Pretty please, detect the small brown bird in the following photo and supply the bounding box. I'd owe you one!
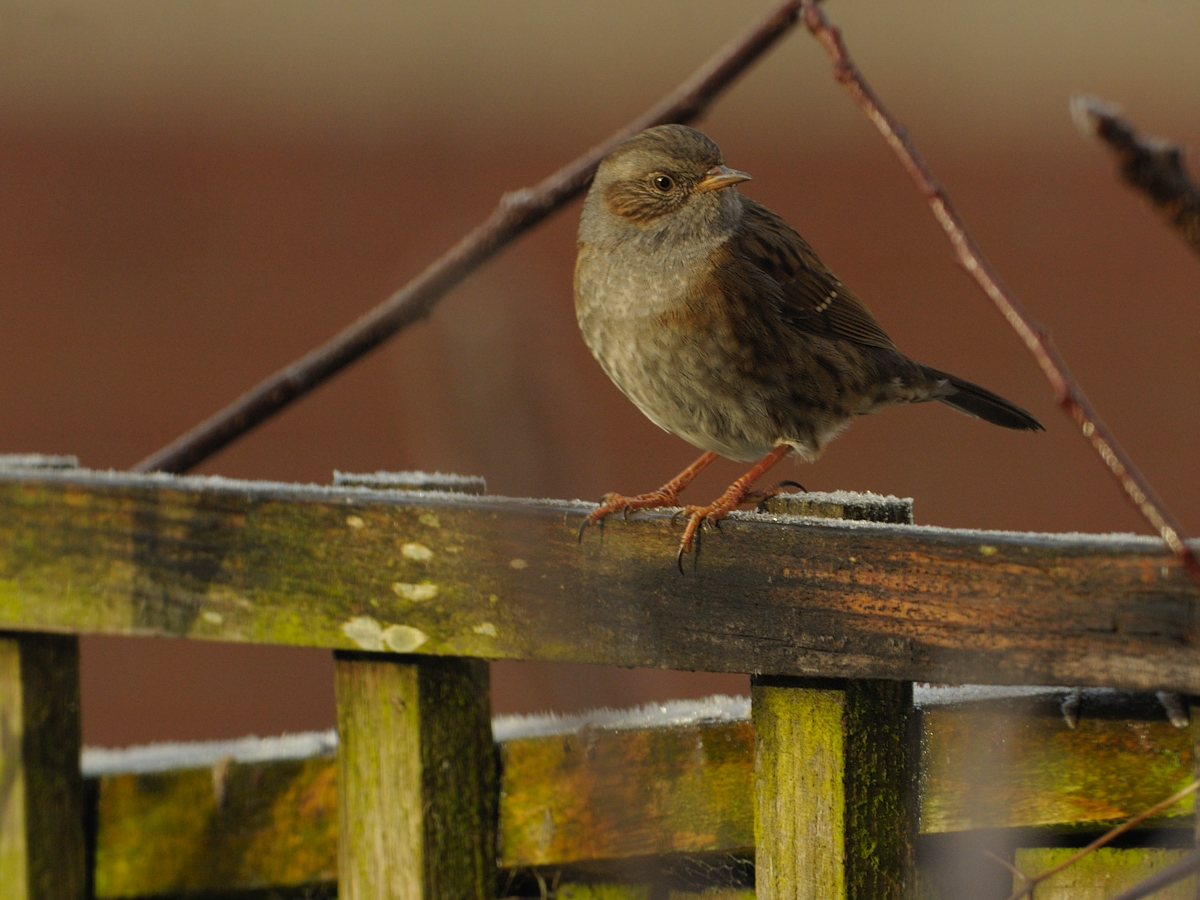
[575,124,1041,568]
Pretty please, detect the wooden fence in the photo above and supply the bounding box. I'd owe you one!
[0,455,1196,899]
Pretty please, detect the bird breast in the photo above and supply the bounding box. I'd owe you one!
[574,235,783,462]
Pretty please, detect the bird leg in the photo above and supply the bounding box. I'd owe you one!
[676,444,792,570]
[578,451,720,540]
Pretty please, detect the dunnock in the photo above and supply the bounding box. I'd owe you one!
[575,124,1041,568]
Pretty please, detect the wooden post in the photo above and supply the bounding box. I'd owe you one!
[753,678,915,900]
[335,654,496,900]
[334,468,495,900]
[753,492,918,900]
[0,634,86,900]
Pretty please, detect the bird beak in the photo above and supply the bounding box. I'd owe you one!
[695,165,752,193]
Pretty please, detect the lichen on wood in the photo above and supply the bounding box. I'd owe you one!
[0,634,85,900]
[87,697,1194,896]
[752,679,915,900]
[0,470,1196,691]
[1012,848,1195,900]
[335,654,495,900]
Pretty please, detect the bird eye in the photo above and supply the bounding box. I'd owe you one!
[651,174,675,192]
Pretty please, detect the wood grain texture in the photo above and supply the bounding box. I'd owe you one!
[841,681,917,900]
[88,702,1192,896]
[499,717,754,865]
[921,707,1193,833]
[0,634,85,900]
[0,470,1197,690]
[93,757,337,897]
[753,684,845,900]
[558,886,753,900]
[1012,848,1195,900]
[752,680,915,900]
[335,654,495,900]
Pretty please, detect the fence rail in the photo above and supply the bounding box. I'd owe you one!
[0,467,1195,691]
[0,459,1196,899]
[89,690,1194,898]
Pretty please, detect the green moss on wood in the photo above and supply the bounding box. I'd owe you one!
[0,472,1196,689]
[499,720,754,866]
[558,884,650,900]
[335,654,495,900]
[88,697,1196,896]
[94,757,337,897]
[1013,848,1194,899]
[843,681,917,900]
[752,684,846,900]
[0,634,85,900]
[920,709,1193,832]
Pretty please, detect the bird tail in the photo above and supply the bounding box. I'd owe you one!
[923,367,1044,432]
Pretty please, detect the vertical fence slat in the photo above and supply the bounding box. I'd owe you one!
[752,678,916,900]
[753,493,917,900]
[0,634,86,900]
[335,652,496,900]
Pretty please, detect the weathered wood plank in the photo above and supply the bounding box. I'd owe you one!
[90,697,1193,896]
[499,715,755,864]
[752,679,916,900]
[557,886,753,900]
[93,756,337,897]
[1012,848,1195,899]
[0,634,85,900]
[0,470,1196,690]
[335,654,495,900]
[921,704,1193,833]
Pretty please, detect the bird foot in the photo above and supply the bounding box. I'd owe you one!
[577,488,679,541]
[747,480,808,511]
[675,482,758,572]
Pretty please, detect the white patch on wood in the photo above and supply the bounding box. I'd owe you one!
[402,542,434,561]
[342,616,384,650]
[510,558,529,569]
[382,624,428,652]
[345,515,365,529]
[392,582,438,601]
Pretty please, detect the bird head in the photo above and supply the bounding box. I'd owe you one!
[582,125,751,243]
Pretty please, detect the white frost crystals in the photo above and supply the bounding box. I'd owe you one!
[341,616,429,653]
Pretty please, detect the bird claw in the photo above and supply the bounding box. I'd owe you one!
[577,513,603,543]
[579,489,681,543]
[676,516,703,574]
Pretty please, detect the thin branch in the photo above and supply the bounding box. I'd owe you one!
[1071,95,1200,257]
[983,849,1032,888]
[1002,780,1200,900]
[799,0,1200,592]
[1103,850,1200,900]
[132,0,803,475]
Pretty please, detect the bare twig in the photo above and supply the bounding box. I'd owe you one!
[983,849,1032,889]
[1072,95,1200,257]
[1104,850,1200,900]
[132,0,803,475]
[1002,780,1200,900]
[799,0,1200,591]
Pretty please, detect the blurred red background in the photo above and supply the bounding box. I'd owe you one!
[1,0,1197,746]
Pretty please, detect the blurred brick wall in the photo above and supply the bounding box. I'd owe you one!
[0,1,1197,745]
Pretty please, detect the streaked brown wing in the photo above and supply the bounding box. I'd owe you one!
[731,197,897,351]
